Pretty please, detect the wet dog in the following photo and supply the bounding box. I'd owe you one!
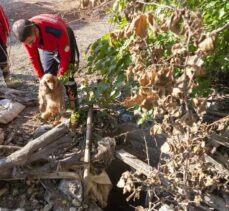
[39,74,65,120]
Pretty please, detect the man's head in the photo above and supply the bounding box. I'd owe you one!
[12,19,37,46]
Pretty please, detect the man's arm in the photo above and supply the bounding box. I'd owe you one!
[24,44,44,78]
[0,6,10,35]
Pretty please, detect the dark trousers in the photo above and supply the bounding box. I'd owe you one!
[0,37,9,82]
[0,38,7,66]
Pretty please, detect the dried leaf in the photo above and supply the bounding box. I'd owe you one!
[127,15,148,39]
[151,124,163,135]
[139,73,149,86]
[135,15,148,39]
[123,94,145,107]
[192,98,207,117]
[169,10,183,35]
[126,65,134,80]
[172,43,186,55]
[198,34,216,53]
[186,55,204,67]
[147,13,157,32]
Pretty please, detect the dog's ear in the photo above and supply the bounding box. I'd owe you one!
[44,80,51,91]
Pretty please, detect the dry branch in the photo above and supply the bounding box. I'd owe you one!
[1,171,80,181]
[83,107,93,196]
[212,23,229,35]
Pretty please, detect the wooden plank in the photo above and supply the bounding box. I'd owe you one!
[115,149,153,176]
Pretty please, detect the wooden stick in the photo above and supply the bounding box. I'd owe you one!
[83,107,93,187]
[0,145,21,151]
[1,171,80,181]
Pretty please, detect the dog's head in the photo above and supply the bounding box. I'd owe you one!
[41,74,58,91]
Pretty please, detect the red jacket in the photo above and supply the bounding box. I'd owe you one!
[24,14,71,78]
[0,6,10,46]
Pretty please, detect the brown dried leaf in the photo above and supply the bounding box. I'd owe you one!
[198,34,216,53]
[126,65,134,81]
[186,55,204,67]
[147,13,156,32]
[127,15,148,39]
[151,124,163,135]
[123,94,145,107]
[192,98,207,117]
[139,73,149,86]
[135,15,148,39]
[124,23,134,38]
[172,88,183,98]
[169,10,183,35]
[195,67,206,77]
[171,43,186,55]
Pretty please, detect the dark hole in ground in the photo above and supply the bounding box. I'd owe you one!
[104,159,146,211]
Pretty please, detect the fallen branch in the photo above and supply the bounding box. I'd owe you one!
[83,107,93,198]
[1,171,80,181]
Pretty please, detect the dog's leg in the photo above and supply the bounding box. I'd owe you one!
[41,110,51,121]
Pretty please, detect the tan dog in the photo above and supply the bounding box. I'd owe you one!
[39,74,65,120]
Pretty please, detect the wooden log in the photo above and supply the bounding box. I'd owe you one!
[0,120,69,176]
[29,134,73,163]
[83,107,93,193]
[115,149,153,176]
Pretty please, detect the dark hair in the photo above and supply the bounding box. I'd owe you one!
[12,19,35,42]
